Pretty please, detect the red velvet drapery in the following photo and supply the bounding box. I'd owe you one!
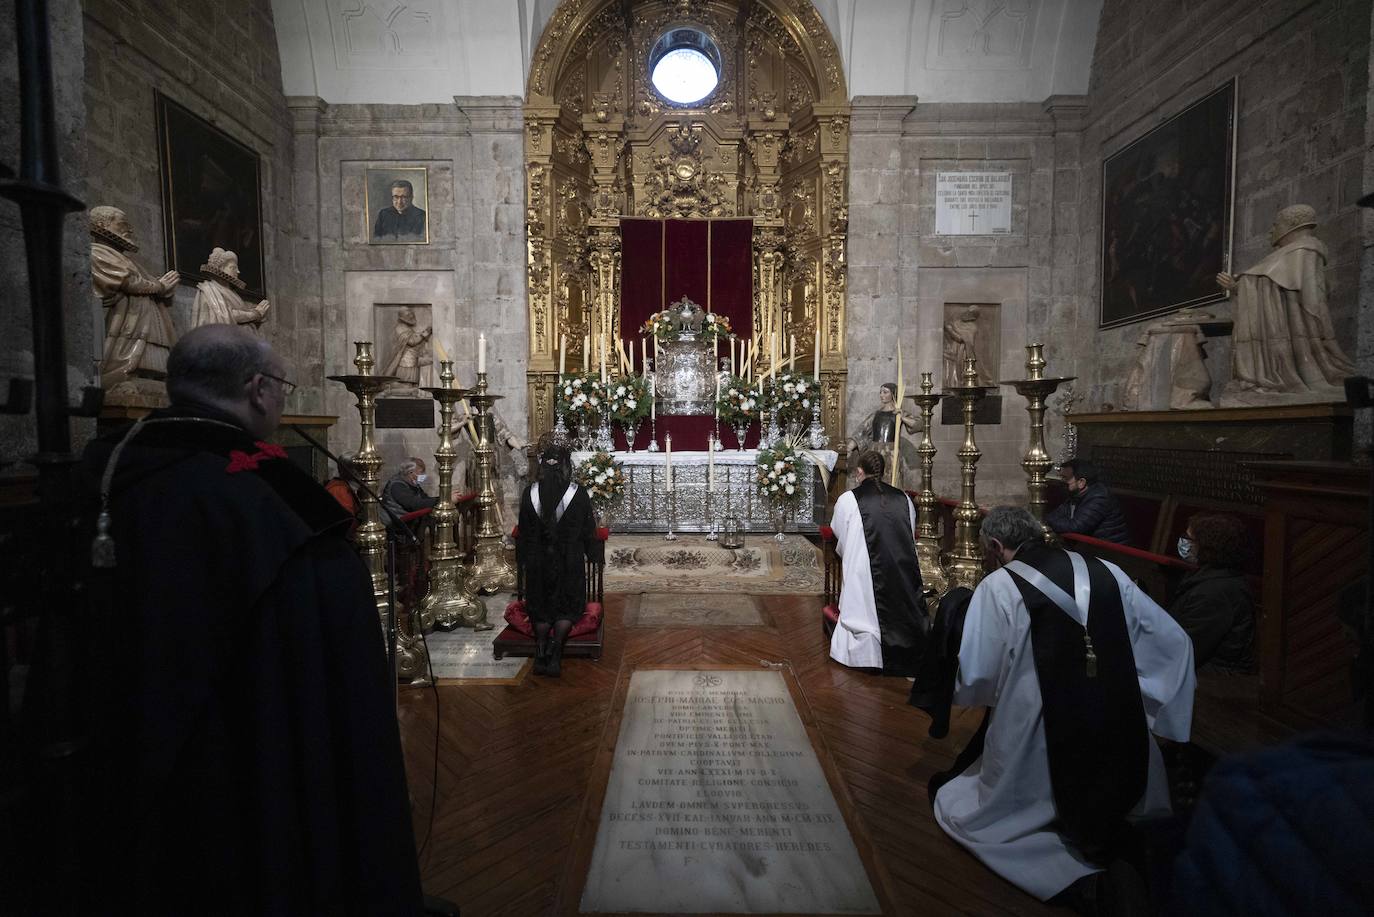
[619,218,753,450]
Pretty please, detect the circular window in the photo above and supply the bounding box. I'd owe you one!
[648,28,721,106]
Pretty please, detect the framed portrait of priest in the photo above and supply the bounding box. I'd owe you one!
[1099,78,1236,328]
[367,167,430,244]
[155,91,266,300]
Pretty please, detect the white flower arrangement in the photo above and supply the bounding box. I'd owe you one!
[605,373,651,426]
[576,450,626,510]
[755,442,804,507]
[766,371,819,426]
[717,374,763,426]
[555,372,605,427]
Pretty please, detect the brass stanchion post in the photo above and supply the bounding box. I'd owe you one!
[467,371,517,594]
[907,372,949,594]
[420,360,488,630]
[946,358,993,591]
[329,342,429,680]
[1001,343,1074,522]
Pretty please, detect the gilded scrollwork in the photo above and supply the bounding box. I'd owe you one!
[525,0,850,441]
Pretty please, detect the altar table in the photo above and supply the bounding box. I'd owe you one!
[574,449,838,533]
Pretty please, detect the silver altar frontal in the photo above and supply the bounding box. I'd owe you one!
[574,449,838,533]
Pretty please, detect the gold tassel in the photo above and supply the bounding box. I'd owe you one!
[1084,632,1097,678]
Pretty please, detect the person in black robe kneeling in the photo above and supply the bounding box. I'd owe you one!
[517,443,597,676]
[828,449,928,675]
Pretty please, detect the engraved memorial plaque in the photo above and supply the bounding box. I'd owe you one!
[580,669,880,914]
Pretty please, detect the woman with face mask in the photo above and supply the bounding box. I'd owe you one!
[1166,513,1255,671]
[380,456,441,525]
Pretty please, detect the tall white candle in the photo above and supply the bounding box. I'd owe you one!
[478,333,487,374]
[730,338,736,377]
[583,334,590,373]
[790,334,797,368]
[813,325,820,379]
[708,436,715,491]
[559,333,566,375]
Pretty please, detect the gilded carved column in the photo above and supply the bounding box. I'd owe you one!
[816,105,850,444]
[525,103,559,435]
[583,107,626,345]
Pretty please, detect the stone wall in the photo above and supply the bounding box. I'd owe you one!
[0,0,92,474]
[846,97,1086,503]
[1074,0,1371,412]
[297,97,527,487]
[81,0,313,402]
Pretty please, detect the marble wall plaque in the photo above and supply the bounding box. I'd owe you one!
[935,171,1012,235]
[580,670,880,914]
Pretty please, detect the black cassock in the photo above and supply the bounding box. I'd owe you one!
[516,481,598,622]
[854,477,927,675]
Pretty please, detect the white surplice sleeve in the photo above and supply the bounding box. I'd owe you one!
[952,571,1019,708]
[1107,563,1196,742]
[831,489,855,558]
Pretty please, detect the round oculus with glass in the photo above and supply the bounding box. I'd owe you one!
[649,28,721,106]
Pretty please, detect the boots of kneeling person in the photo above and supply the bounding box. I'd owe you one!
[546,637,565,678]
[533,634,550,676]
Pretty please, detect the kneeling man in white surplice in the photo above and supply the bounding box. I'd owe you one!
[829,449,927,676]
[932,506,1195,912]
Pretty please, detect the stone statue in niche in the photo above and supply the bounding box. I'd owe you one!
[91,206,179,402]
[1122,311,1215,411]
[191,247,270,332]
[382,307,432,393]
[942,305,995,389]
[1215,204,1356,405]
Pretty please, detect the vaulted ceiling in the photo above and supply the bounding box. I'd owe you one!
[271,0,1103,104]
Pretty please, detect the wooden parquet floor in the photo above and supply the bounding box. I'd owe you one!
[398,593,1061,917]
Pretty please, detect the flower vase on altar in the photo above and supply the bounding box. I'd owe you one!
[733,423,749,451]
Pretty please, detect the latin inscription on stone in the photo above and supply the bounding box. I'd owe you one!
[580,670,880,914]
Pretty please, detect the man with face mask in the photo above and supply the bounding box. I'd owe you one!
[515,442,597,676]
[381,456,438,523]
[1044,458,1130,545]
[931,506,1194,915]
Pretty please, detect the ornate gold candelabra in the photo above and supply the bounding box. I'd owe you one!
[419,361,489,630]
[946,358,994,591]
[907,373,949,594]
[467,371,517,594]
[328,342,429,681]
[1001,343,1075,521]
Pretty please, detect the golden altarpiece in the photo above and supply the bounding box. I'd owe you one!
[522,0,851,441]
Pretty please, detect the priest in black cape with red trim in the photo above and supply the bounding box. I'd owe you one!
[828,449,928,675]
[77,325,424,916]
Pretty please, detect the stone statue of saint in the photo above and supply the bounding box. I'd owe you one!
[943,306,991,388]
[382,308,432,389]
[191,247,270,332]
[91,205,179,390]
[1216,204,1355,404]
[845,382,918,479]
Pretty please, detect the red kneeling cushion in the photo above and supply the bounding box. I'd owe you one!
[503,599,602,639]
[822,604,840,626]
[818,524,835,542]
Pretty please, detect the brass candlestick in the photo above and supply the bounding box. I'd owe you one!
[419,361,488,630]
[328,342,429,681]
[1001,343,1074,521]
[946,358,993,591]
[907,373,948,594]
[467,371,517,594]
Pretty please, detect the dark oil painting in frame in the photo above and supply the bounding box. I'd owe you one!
[1100,79,1236,328]
[155,91,266,301]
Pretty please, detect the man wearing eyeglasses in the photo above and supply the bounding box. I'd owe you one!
[79,324,425,914]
